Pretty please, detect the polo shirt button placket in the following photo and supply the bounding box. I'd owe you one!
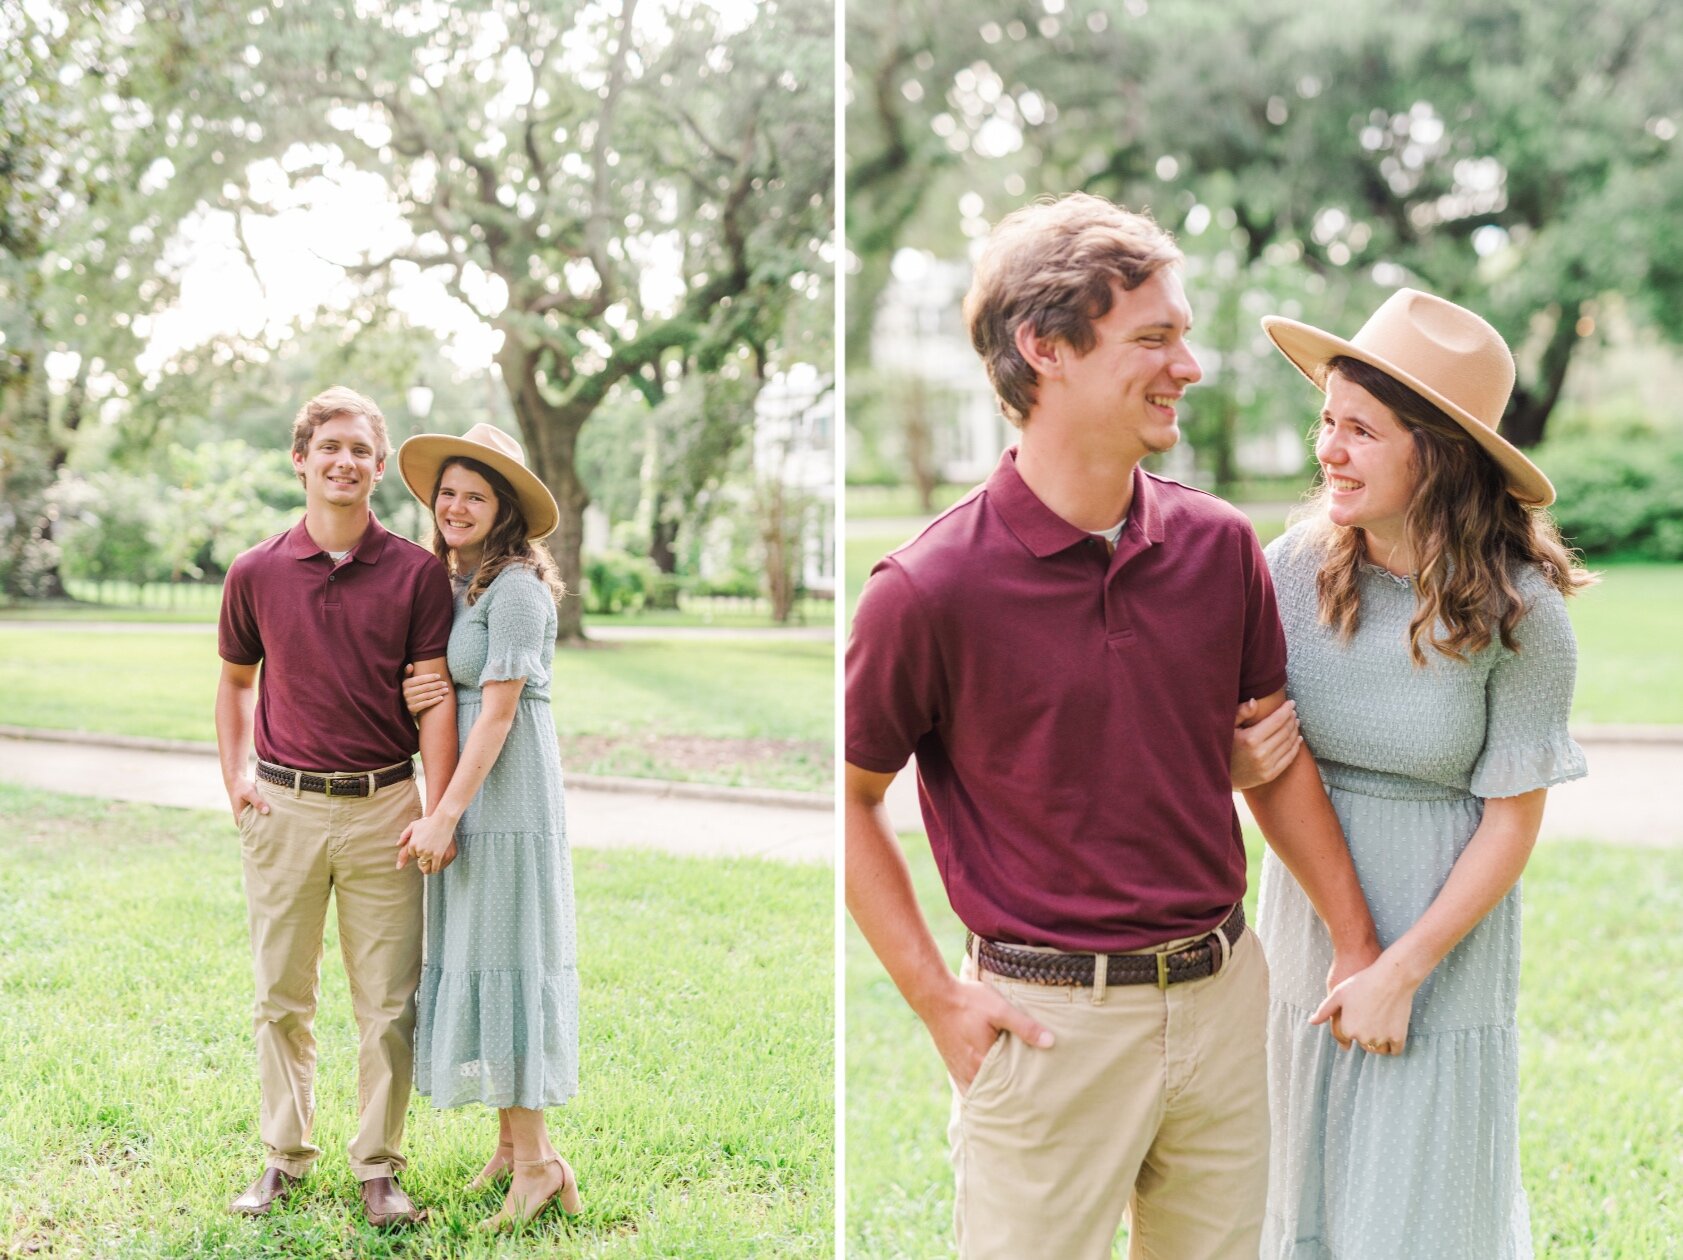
[1104,573,1135,648]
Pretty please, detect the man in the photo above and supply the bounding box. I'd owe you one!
[216,386,458,1226]
[845,195,1380,1259]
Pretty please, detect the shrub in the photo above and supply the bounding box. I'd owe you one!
[689,569,762,599]
[582,549,660,613]
[1537,434,1683,560]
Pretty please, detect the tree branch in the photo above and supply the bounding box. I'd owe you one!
[585,0,640,295]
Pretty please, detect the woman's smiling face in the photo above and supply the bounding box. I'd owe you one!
[1315,371,1420,547]
[433,463,499,560]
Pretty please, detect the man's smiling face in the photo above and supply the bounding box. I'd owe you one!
[1048,268,1203,461]
[293,412,383,510]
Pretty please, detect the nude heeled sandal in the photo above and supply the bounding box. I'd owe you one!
[467,1142,514,1191]
[478,1155,581,1230]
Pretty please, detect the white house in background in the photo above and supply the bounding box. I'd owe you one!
[867,250,1010,486]
[752,363,836,596]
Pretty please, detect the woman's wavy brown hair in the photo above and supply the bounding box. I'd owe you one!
[428,456,565,609]
[1299,356,1594,665]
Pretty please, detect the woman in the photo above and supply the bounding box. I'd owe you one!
[394,422,582,1229]
[1254,289,1592,1258]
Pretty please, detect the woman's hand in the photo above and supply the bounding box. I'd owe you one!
[402,662,453,719]
[396,811,458,875]
[1311,951,1420,1056]
[1230,697,1302,790]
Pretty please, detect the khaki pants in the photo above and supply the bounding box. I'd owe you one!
[238,776,423,1181]
[949,927,1270,1260]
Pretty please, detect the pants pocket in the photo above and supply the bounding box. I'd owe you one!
[962,1029,1016,1106]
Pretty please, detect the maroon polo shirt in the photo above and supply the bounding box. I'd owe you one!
[846,448,1287,953]
[218,513,455,771]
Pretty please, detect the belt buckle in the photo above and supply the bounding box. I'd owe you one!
[326,773,364,797]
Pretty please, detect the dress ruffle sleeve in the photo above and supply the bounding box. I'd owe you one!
[1468,580,1588,798]
[477,568,555,689]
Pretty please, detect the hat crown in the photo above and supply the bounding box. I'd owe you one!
[1349,289,1514,433]
[457,422,528,468]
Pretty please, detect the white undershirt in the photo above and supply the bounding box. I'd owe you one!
[1091,515,1128,548]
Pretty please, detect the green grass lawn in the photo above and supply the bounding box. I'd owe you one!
[0,589,834,632]
[843,484,973,521]
[0,631,832,793]
[1563,562,1683,726]
[846,526,1683,727]
[846,830,1683,1258]
[0,785,831,1259]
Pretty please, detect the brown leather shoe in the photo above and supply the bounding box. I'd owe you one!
[360,1175,424,1228]
[230,1167,298,1216]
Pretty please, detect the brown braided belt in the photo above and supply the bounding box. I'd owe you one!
[970,905,1246,989]
[256,759,414,798]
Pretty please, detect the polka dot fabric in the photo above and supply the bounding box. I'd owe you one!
[1258,523,1585,1259]
[413,566,579,1110]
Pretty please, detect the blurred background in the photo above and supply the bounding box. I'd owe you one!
[846,0,1683,587]
[3,0,835,641]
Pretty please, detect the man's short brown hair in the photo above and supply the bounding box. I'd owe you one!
[290,386,391,473]
[963,193,1182,426]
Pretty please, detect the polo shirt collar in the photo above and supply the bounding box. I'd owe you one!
[285,512,392,564]
[989,447,1166,558]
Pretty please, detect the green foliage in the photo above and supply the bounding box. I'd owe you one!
[4,0,834,636]
[581,550,663,615]
[1,2,220,594]
[847,0,1683,461]
[52,441,301,584]
[690,570,764,600]
[50,468,169,584]
[1539,434,1683,559]
[152,0,836,636]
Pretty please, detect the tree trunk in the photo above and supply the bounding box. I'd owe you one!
[544,458,589,640]
[846,246,894,371]
[1207,277,1240,492]
[1212,390,1238,492]
[34,357,91,600]
[903,375,938,513]
[649,508,679,575]
[766,516,796,624]
[498,342,591,641]
[1502,299,1582,450]
[646,498,681,611]
[0,343,74,600]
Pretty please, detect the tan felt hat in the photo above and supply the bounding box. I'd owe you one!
[398,422,560,540]
[1261,288,1553,506]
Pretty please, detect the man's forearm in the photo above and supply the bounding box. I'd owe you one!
[214,679,256,788]
[845,794,957,1018]
[1243,748,1378,953]
[416,695,458,815]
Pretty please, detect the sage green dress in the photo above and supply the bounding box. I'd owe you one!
[414,565,579,1109]
[1258,523,1585,1259]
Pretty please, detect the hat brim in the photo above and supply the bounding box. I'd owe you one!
[1260,315,1555,508]
[397,434,561,541]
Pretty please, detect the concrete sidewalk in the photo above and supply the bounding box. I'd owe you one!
[882,733,1683,848]
[0,734,834,865]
